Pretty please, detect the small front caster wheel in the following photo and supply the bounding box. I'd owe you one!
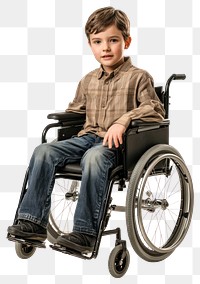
[15,242,36,259]
[108,245,130,278]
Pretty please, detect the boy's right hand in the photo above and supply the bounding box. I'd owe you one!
[103,124,126,149]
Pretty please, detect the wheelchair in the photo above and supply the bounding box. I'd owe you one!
[7,74,194,278]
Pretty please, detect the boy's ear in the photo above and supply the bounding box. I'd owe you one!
[125,36,132,49]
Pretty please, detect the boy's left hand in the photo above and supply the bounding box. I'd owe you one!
[103,124,126,149]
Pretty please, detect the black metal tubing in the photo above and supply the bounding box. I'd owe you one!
[164,74,186,119]
[102,227,121,239]
[41,122,62,143]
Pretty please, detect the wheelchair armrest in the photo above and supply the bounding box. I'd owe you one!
[42,112,86,143]
[47,111,86,126]
[129,119,170,132]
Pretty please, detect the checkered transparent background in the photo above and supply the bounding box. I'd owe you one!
[0,0,199,283]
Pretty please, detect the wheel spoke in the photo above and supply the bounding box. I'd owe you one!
[48,178,80,239]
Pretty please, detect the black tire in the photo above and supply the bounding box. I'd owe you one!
[15,242,36,259]
[126,144,193,262]
[47,177,80,243]
[108,245,130,278]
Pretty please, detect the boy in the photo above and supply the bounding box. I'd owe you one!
[8,7,165,253]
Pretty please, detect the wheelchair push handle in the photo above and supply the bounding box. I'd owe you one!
[166,73,186,89]
[166,73,186,88]
[164,73,186,119]
[165,73,186,91]
[173,74,186,80]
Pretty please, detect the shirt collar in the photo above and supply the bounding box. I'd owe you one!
[97,56,132,79]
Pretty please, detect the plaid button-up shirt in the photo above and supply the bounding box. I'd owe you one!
[67,57,165,138]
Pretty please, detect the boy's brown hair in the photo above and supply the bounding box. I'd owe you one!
[85,6,130,41]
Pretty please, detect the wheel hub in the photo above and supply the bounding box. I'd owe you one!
[65,191,79,202]
[141,191,169,212]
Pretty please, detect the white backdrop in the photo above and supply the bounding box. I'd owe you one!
[0,0,199,283]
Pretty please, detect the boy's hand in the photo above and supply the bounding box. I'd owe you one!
[103,124,126,149]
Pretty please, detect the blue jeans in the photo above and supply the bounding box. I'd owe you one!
[18,134,117,237]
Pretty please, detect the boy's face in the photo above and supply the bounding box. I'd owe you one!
[89,24,131,73]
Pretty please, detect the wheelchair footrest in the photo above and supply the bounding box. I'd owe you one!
[7,235,46,248]
[50,244,92,259]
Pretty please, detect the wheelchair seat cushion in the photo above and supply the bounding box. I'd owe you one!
[58,163,82,174]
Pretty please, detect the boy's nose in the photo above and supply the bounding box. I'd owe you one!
[102,43,111,51]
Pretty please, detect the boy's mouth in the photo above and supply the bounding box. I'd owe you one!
[101,55,113,59]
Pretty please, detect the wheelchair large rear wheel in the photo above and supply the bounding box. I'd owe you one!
[47,177,80,243]
[126,144,193,262]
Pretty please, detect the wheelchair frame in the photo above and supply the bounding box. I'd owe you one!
[7,74,194,278]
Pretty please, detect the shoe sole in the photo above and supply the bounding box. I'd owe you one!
[8,235,46,248]
[7,227,47,242]
[56,236,94,253]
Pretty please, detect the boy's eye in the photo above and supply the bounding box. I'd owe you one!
[110,38,118,43]
[93,40,101,44]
